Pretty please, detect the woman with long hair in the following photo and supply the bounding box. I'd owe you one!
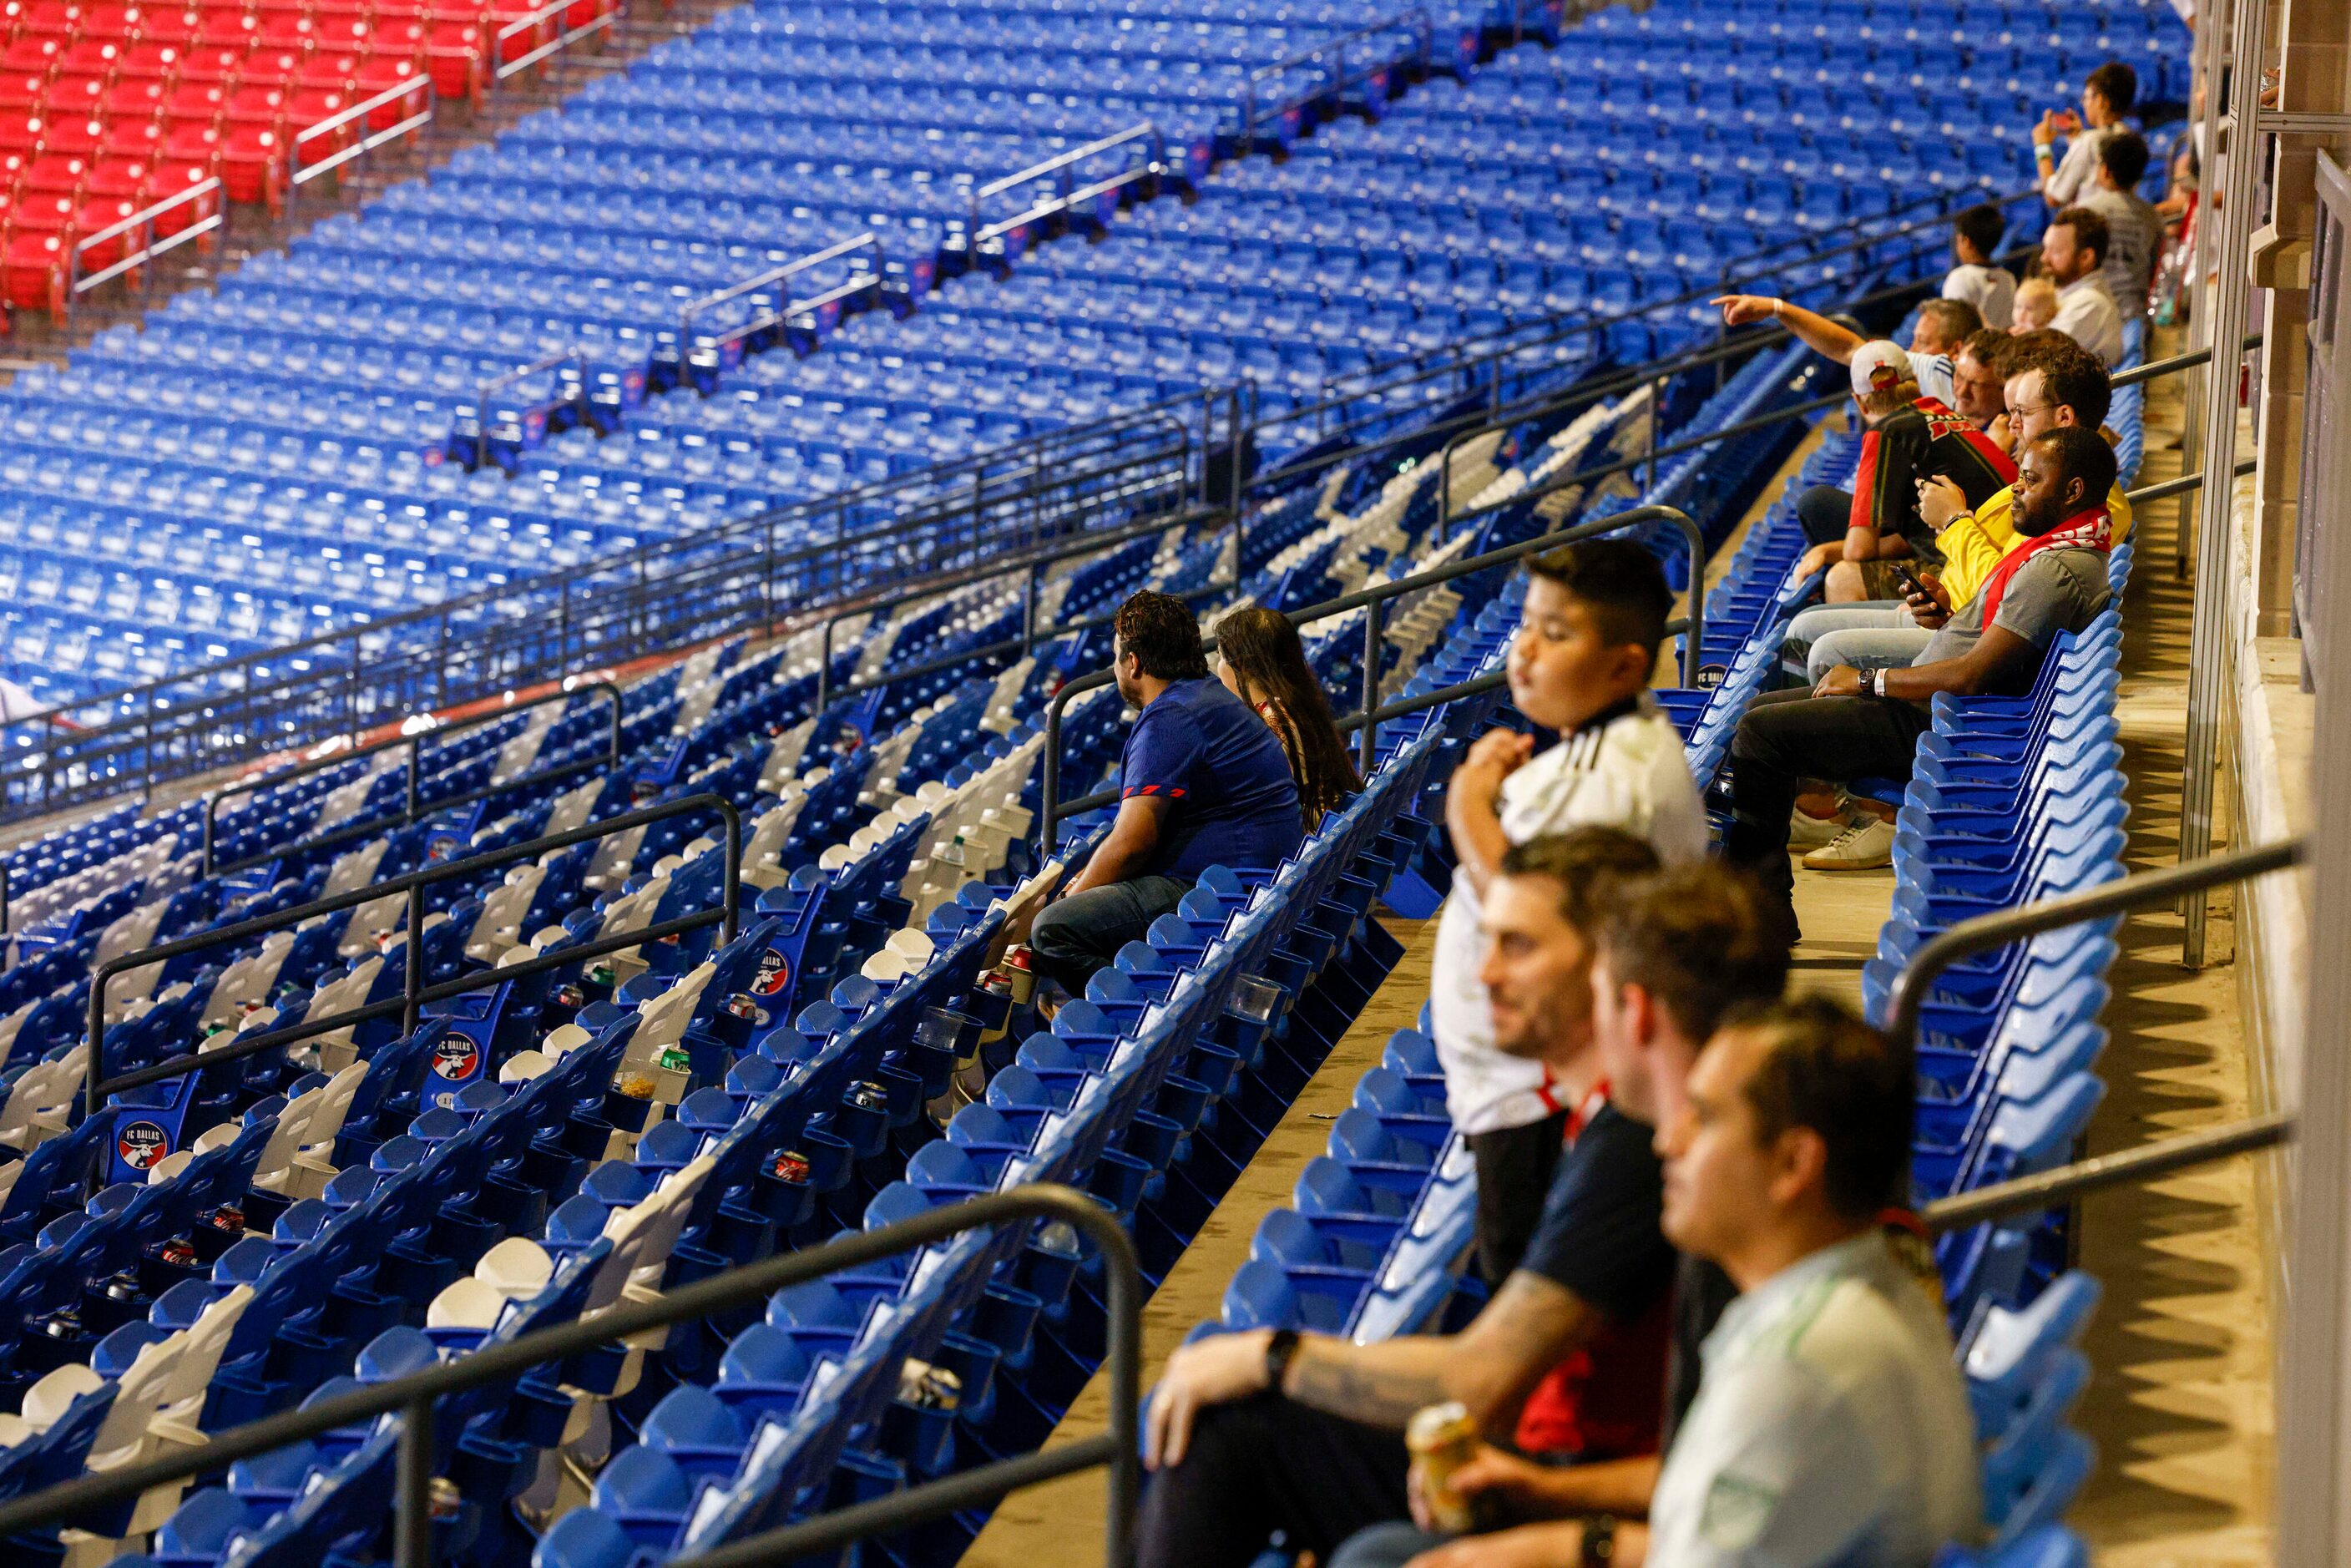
[1213,606,1363,824]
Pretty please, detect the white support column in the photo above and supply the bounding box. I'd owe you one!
[2276,144,2351,1568]
[2177,0,2272,965]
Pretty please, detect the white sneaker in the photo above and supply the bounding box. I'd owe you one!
[1802,817,1896,871]
[1789,805,1856,847]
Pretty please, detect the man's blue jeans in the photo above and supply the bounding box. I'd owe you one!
[1029,875,1193,991]
[1782,602,1934,683]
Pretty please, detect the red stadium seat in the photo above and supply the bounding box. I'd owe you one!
[49,73,109,116]
[256,9,312,48]
[353,51,427,123]
[0,113,47,152]
[295,48,358,89]
[103,110,166,157]
[12,190,78,232]
[191,9,257,49]
[243,43,302,82]
[84,154,150,200]
[147,146,215,233]
[164,78,225,128]
[21,1,88,39]
[0,37,63,74]
[217,119,281,208]
[73,190,143,269]
[422,18,478,99]
[43,116,109,155]
[485,0,545,65]
[114,42,186,79]
[0,71,51,109]
[6,229,74,322]
[176,43,248,83]
[58,38,128,78]
[21,151,90,195]
[104,73,168,118]
[222,79,283,129]
[79,3,147,38]
[286,81,346,145]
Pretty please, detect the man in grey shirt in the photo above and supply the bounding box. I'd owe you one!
[2080,131,2163,323]
[1724,426,2120,944]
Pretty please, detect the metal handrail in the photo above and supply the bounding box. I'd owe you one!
[968,122,1165,245]
[1037,503,1703,847]
[493,0,623,79]
[200,678,624,877]
[67,176,223,298]
[1237,6,1434,153]
[0,1185,1143,1568]
[678,231,884,372]
[1885,837,2306,1050]
[1919,1112,2294,1233]
[86,792,742,1117]
[469,349,587,470]
[812,502,1229,714]
[288,70,434,203]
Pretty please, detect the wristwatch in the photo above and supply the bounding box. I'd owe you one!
[1263,1328,1301,1394]
[1580,1515,1619,1568]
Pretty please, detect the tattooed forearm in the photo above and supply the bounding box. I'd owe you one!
[1282,1340,1451,1429]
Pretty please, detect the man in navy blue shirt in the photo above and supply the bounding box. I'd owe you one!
[1029,590,1304,993]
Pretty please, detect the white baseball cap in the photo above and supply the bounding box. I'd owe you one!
[1849,340,1914,397]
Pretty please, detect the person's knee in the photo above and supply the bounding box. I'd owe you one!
[1330,1523,1449,1568]
[1822,559,1867,603]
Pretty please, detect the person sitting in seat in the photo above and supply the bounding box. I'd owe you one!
[1213,605,1363,827]
[1940,203,2015,331]
[1434,541,1710,1284]
[1330,997,1976,1568]
[1723,424,2121,943]
[1028,589,1303,994]
[1135,837,1787,1568]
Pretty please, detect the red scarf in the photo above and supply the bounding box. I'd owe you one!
[1979,503,2112,628]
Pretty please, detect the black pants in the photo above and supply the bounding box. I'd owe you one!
[1137,1395,1411,1568]
[1797,483,1858,548]
[1467,1110,1573,1284]
[1725,687,1930,942]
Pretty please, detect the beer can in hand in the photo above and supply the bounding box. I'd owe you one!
[1406,1402,1482,1535]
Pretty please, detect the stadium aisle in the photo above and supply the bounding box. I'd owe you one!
[2064,350,2274,1565]
[957,917,1438,1568]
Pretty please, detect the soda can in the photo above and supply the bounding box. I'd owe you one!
[847,1080,888,1113]
[772,1150,811,1185]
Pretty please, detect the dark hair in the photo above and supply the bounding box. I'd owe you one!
[1995,327,2075,377]
[1958,326,2011,372]
[2050,204,2111,267]
[1916,298,1980,351]
[1596,862,1789,1044]
[1498,827,1661,936]
[1719,994,1912,1222]
[1523,539,1673,673]
[2098,129,2150,190]
[1114,589,1210,682]
[2027,424,2120,515]
[2085,60,2137,114]
[2015,335,2113,429]
[1214,606,1361,822]
[1952,203,2007,260]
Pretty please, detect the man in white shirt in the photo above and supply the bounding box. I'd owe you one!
[2041,207,2125,367]
[2035,60,2137,209]
[1436,540,1710,1282]
[1941,204,2015,330]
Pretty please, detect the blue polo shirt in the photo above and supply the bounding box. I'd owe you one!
[1120,677,1304,881]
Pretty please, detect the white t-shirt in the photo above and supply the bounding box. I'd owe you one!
[1650,1233,1980,1567]
[1429,696,1710,1136]
[2044,127,2113,209]
[2051,274,2125,367]
[1941,263,2016,330]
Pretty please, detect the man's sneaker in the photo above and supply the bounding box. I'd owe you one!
[1802,817,1896,871]
[1789,805,1857,847]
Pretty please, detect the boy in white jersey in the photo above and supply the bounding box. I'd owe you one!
[1437,540,1711,1282]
